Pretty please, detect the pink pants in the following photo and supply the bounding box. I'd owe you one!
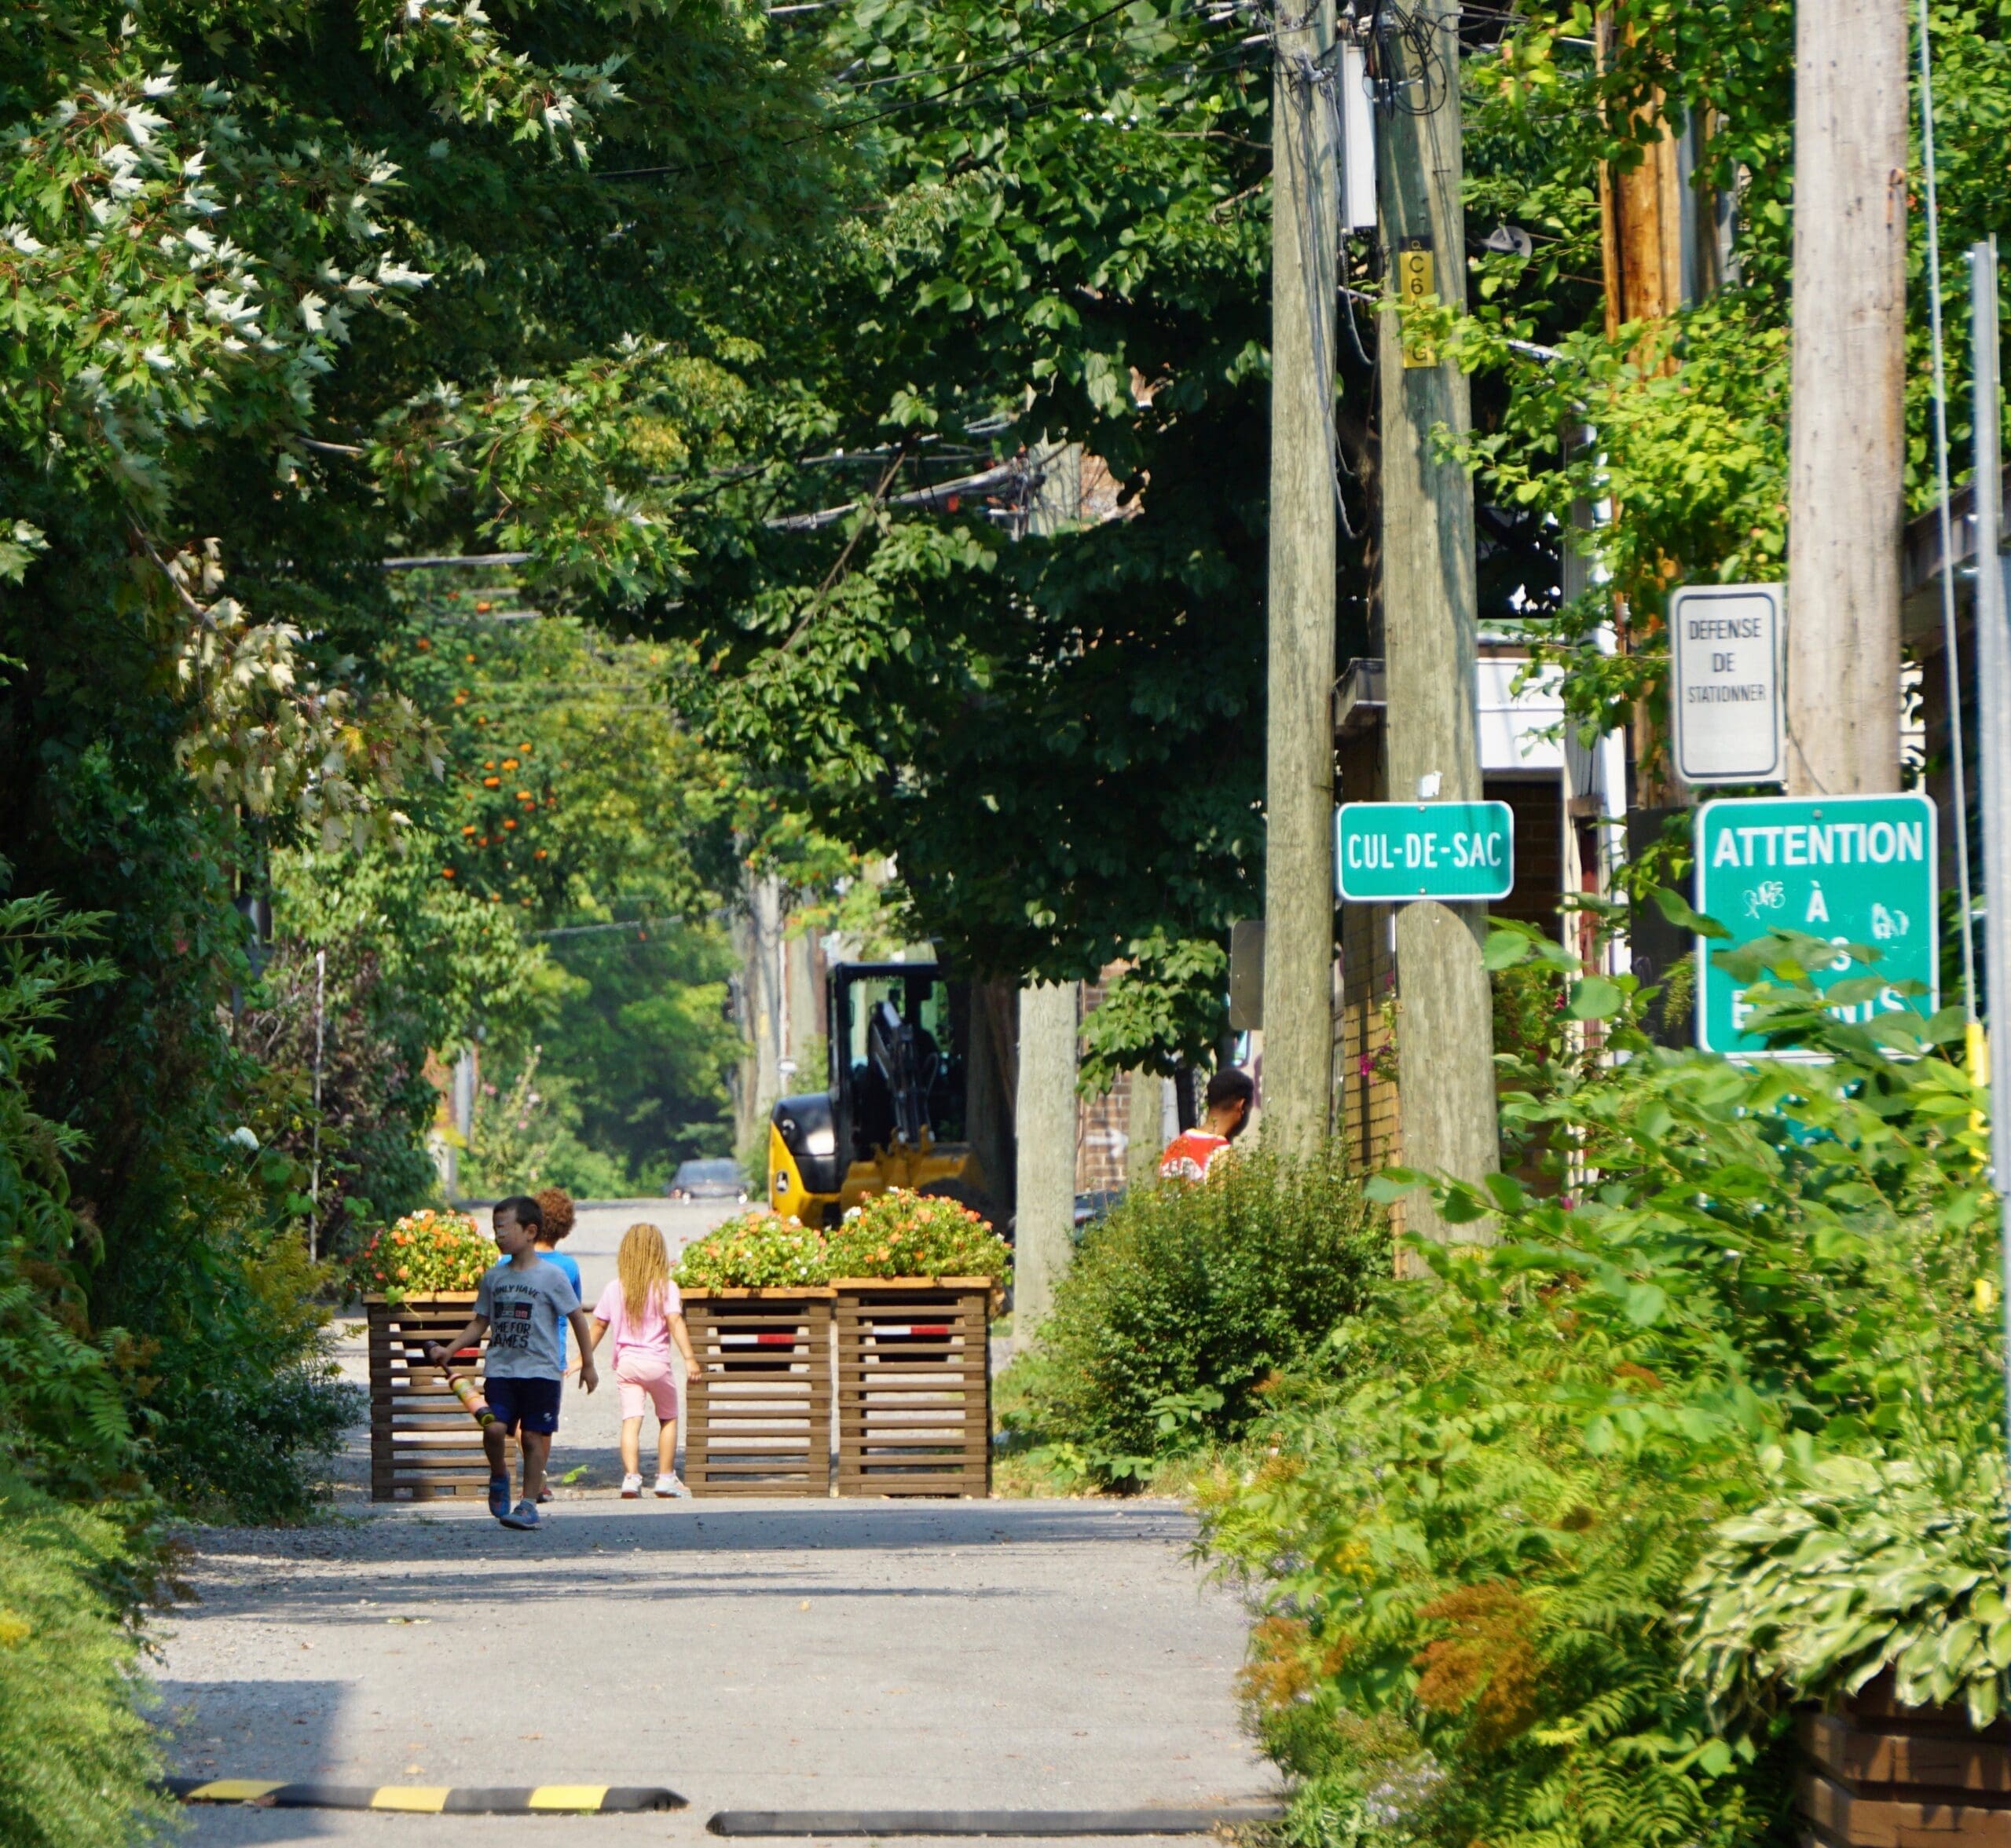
[615,1352,679,1422]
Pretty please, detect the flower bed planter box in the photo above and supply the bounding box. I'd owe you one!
[365,1293,515,1503]
[1799,1675,2011,1848]
[833,1279,992,1499]
[682,1288,835,1497]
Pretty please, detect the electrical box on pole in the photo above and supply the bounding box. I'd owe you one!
[1339,38,1376,232]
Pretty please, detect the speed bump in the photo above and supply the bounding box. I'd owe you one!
[164,1777,683,1813]
[707,1810,1288,1835]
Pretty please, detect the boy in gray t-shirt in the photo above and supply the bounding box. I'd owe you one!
[427,1195,598,1529]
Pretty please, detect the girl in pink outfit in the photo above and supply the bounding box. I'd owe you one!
[584,1223,701,1498]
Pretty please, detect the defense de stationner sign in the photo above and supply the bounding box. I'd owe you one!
[1669,583,1784,785]
[1335,801,1515,902]
[1694,792,1938,1055]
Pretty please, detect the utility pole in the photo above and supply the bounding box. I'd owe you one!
[1784,0,1907,796]
[1258,0,1339,1156]
[1377,0,1498,1237]
[1013,981,1078,1340]
[1596,16,1688,811]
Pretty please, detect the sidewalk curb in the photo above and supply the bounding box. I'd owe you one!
[707,1810,1288,1836]
[163,1778,685,1813]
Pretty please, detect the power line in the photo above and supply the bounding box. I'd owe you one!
[381,552,533,570]
[1917,0,1978,1023]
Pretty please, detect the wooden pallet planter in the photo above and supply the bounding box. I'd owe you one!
[1800,1676,2011,1848]
[365,1293,515,1502]
[833,1279,992,1499]
[683,1289,835,1497]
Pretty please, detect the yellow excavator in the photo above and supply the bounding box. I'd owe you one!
[766,961,995,1230]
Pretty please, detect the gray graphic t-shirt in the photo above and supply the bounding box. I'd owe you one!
[474,1256,581,1380]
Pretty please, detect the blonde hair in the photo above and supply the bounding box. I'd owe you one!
[616,1222,672,1321]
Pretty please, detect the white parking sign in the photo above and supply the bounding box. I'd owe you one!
[1669,583,1785,785]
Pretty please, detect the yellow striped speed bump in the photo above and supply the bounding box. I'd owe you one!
[163,1777,684,1813]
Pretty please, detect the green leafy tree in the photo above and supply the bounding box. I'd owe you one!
[660,0,1295,995]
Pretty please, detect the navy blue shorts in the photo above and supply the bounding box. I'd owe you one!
[483,1375,562,1436]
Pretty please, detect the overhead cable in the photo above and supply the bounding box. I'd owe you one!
[1918,0,1979,1023]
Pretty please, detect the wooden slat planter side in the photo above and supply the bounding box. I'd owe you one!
[1799,1676,2011,1848]
[833,1279,991,1499]
[365,1294,515,1502]
[683,1289,835,1497]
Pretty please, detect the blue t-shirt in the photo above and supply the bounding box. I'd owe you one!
[544,1250,582,1365]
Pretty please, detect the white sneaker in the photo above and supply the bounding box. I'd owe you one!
[654,1473,690,1499]
[621,1473,643,1499]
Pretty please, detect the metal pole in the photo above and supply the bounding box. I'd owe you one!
[310,947,326,1262]
[1969,240,2011,1480]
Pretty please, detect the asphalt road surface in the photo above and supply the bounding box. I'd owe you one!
[153,1200,1273,1844]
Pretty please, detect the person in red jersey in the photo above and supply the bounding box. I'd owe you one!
[1158,1067,1255,1180]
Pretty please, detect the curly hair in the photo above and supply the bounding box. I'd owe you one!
[534,1186,577,1245]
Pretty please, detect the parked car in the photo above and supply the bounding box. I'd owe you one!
[669,1158,749,1203]
[1072,1189,1123,1242]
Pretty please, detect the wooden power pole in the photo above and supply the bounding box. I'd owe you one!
[1596,19,1689,810]
[1013,980,1078,1338]
[1377,0,1499,1235]
[1785,0,1908,795]
[1258,0,1339,1155]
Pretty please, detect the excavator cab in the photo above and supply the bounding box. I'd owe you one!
[767,962,990,1229]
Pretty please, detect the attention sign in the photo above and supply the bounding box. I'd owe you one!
[1694,792,1938,1054]
[1669,583,1785,785]
[1335,801,1515,902]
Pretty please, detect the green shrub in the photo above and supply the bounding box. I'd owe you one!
[0,892,165,1843]
[137,1224,357,1525]
[1685,1445,2011,1730]
[1024,1142,1384,1479]
[0,1481,168,1848]
[1198,931,1996,1848]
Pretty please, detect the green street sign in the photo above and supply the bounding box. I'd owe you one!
[1335,801,1515,902]
[1694,792,1938,1054]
